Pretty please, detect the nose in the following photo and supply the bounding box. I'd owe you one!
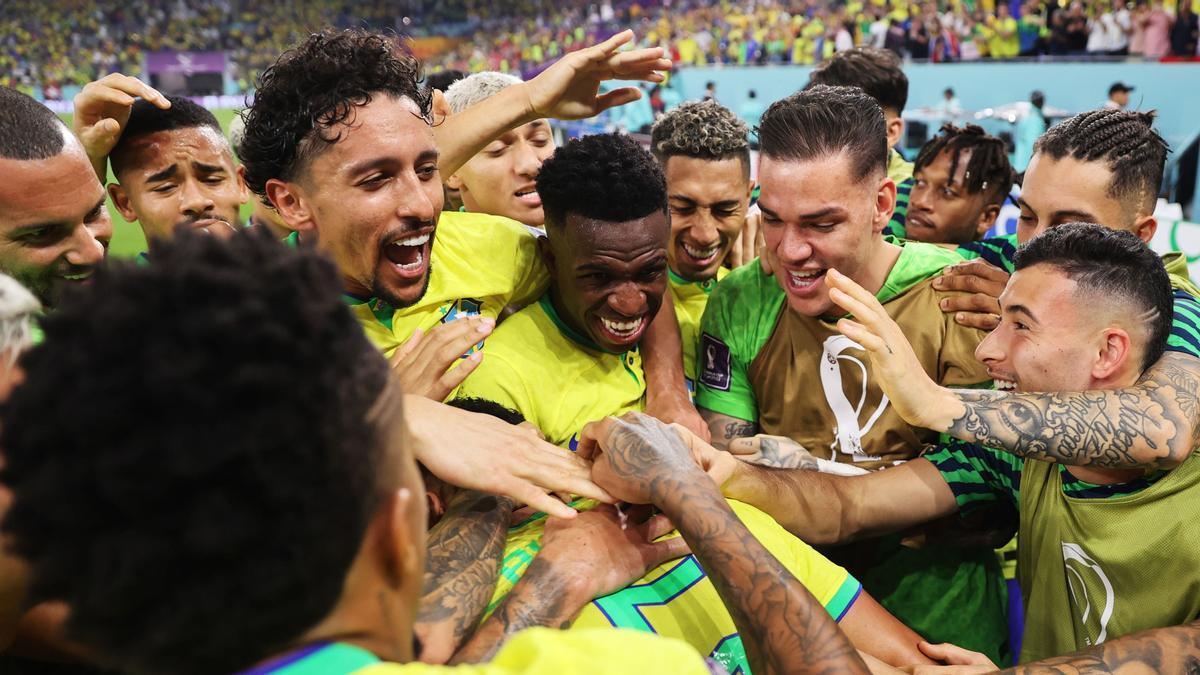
[607,282,648,317]
[974,324,1006,365]
[180,179,216,216]
[775,225,813,265]
[64,222,106,267]
[909,182,933,212]
[398,173,439,224]
[688,208,720,244]
[513,139,543,178]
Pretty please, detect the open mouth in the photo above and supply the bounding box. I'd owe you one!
[907,213,934,231]
[514,186,542,208]
[992,376,1018,391]
[595,314,648,345]
[382,232,432,278]
[60,271,92,282]
[785,268,825,295]
[679,239,722,266]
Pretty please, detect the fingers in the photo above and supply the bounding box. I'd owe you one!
[510,482,579,520]
[726,436,761,456]
[420,316,494,365]
[576,417,617,462]
[917,641,995,668]
[592,87,643,113]
[391,327,424,367]
[430,351,482,401]
[516,439,616,504]
[939,292,1001,316]
[81,74,169,109]
[932,264,1008,297]
[835,318,890,354]
[590,29,634,57]
[647,534,690,567]
[826,269,883,317]
[641,512,676,540]
[942,259,1010,283]
[953,311,1001,331]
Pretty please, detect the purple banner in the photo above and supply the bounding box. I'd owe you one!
[146,51,226,75]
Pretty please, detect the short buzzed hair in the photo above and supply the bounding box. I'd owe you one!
[1034,109,1168,216]
[0,87,67,161]
[757,84,887,182]
[808,47,908,115]
[444,71,522,114]
[650,100,750,177]
[110,95,225,177]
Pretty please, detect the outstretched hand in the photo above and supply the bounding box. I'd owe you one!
[523,30,671,121]
[73,74,170,181]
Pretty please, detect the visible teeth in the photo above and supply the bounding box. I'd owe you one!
[394,251,424,271]
[515,189,536,196]
[682,242,719,259]
[394,234,429,247]
[994,379,1017,391]
[62,273,91,281]
[788,270,821,281]
[601,316,643,335]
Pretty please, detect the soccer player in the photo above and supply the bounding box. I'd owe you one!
[716,222,1197,663]
[917,109,1200,476]
[443,72,554,231]
[70,74,248,241]
[238,29,703,436]
[695,85,1009,661]
[0,87,110,309]
[0,227,869,675]
[453,133,930,670]
[649,101,754,390]
[900,124,1015,247]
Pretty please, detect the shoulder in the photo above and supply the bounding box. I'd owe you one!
[704,260,785,349]
[435,211,539,257]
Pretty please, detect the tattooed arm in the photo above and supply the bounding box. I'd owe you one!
[827,269,1199,470]
[1002,619,1200,673]
[584,413,870,675]
[451,504,687,663]
[415,490,514,664]
[700,408,758,451]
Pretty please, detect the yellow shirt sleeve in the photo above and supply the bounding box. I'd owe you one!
[355,628,713,675]
[452,350,538,427]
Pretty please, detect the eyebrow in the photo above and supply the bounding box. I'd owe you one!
[1005,303,1039,324]
[759,203,847,222]
[1016,198,1098,223]
[145,164,179,183]
[346,149,440,176]
[193,161,226,173]
[669,194,740,207]
[14,195,106,233]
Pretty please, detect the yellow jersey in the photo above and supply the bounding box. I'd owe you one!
[453,294,644,449]
[488,500,861,675]
[669,267,729,393]
[344,211,548,360]
[250,629,714,674]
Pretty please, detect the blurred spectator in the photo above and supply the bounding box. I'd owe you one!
[1105,81,1134,109]
[936,87,963,116]
[1142,0,1173,58]
[1170,1,1198,56]
[737,88,765,130]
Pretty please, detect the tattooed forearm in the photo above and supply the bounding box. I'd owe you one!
[415,491,514,663]
[946,352,1200,469]
[754,436,820,471]
[701,409,757,450]
[450,553,587,664]
[1003,619,1200,674]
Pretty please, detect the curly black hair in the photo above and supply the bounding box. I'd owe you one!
[808,47,908,115]
[913,123,1015,206]
[110,95,225,178]
[238,28,431,202]
[1015,222,1173,373]
[0,86,67,160]
[649,100,750,176]
[1034,109,1168,214]
[0,227,392,675]
[535,132,667,229]
[758,84,887,182]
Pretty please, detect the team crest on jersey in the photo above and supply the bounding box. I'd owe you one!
[699,333,731,391]
[442,298,485,356]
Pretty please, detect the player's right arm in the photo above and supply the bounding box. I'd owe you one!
[722,458,959,545]
[700,408,757,450]
[1000,619,1200,674]
[72,74,170,182]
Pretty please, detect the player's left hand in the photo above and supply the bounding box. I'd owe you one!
[727,434,820,471]
[73,74,170,181]
[727,205,764,269]
[522,29,671,121]
[540,503,689,600]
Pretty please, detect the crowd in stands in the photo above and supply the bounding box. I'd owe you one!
[2,0,1198,98]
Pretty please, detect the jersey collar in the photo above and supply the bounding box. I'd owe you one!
[668,267,718,293]
[538,293,614,354]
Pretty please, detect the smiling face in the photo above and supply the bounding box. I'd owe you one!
[110,126,248,241]
[1018,153,1150,245]
[664,155,752,282]
[0,140,111,307]
[758,152,895,317]
[907,147,995,245]
[270,95,443,307]
[544,210,670,353]
[450,120,554,227]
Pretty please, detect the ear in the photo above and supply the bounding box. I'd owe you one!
[424,490,446,529]
[977,203,1001,238]
[107,183,139,223]
[379,488,421,589]
[265,178,316,233]
[445,172,465,191]
[1093,327,1133,381]
[1133,213,1157,244]
[885,114,905,151]
[431,89,452,126]
[873,176,898,233]
[235,164,250,205]
[537,233,556,279]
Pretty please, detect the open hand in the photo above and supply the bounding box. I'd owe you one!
[390,316,493,400]
[73,74,170,181]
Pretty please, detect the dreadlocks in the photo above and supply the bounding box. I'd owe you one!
[914,123,1014,206]
[1034,109,1168,213]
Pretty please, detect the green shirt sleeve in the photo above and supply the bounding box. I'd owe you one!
[955,233,1018,273]
[923,439,1024,512]
[1167,289,1200,359]
[693,260,785,422]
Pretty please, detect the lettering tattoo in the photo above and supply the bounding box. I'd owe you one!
[1003,619,1200,674]
[702,409,758,450]
[601,417,868,675]
[415,490,514,661]
[947,352,1200,468]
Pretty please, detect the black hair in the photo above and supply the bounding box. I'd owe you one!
[757,84,887,182]
[110,95,225,177]
[536,132,667,229]
[0,227,392,675]
[807,47,908,115]
[1034,109,1168,214]
[650,100,750,177]
[913,123,1015,205]
[239,29,431,202]
[1014,222,1173,373]
[446,396,527,425]
[0,86,67,160]
[425,69,466,93]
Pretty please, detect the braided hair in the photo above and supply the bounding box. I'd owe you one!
[1034,109,1168,212]
[913,123,1015,206]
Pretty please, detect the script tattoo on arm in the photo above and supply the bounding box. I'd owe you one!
[449,553,583,664]
[947,351,1200,469]
[700,408,758,450]
[1002,619,1200,674]
[603,420,868,675]
[415,490,514,663]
